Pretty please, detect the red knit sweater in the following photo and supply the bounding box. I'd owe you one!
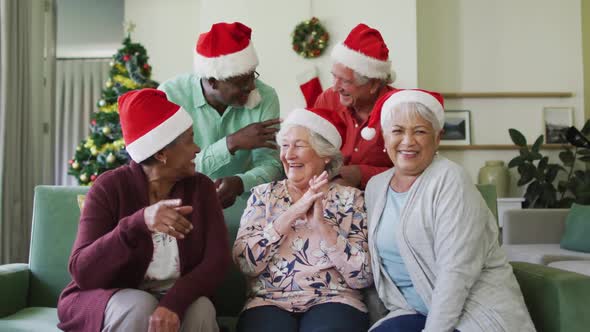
[57,162,231,332]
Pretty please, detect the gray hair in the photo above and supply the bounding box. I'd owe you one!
[383,102,443,134]
[353,71,391,87]
[276,124,343,179]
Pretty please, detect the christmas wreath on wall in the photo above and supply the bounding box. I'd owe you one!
[292,17,329,59]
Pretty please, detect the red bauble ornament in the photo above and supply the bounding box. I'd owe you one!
[91,119,97,126]
[123,54,131,62]
[143,63,151,70]
[90,174,97,181]
[68,159,74,165]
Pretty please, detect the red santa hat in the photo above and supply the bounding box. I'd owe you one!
[283,108,346,150]
[361,89,445,140]
[119,89,193,163]
[194,22,259,80]
[331,23,395,82]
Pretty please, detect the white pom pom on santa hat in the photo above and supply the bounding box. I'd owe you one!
[360,127,376,140]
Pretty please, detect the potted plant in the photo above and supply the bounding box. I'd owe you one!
[508,120,590,208]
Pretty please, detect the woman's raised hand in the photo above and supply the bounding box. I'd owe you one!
[143,199,193,239]
[290,171,329,219]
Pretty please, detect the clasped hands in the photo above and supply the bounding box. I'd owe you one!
[275,171,333,235]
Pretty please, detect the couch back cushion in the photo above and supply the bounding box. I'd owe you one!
[28,185,89,307]
[561,203,590,253]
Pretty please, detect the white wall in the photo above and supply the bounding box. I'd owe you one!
[418,0,585,194]
[123,0,201,83]
[126,0,417,114]
[57,0,124,57]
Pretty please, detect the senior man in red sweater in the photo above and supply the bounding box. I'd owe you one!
[57,89,231,332]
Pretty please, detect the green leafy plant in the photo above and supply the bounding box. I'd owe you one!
[508,120,590,208]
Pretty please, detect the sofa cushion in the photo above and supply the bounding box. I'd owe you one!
[548,260,590,276]
[560,204,590,253]
[0,307,60,332]
[503,244,590,264]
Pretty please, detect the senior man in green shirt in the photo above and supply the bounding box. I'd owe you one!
[160,22,283,209]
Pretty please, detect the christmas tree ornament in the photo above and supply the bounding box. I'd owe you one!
[68,159,74,165]
[72,161,80,169]
[79,173,88,182]
[91,119,97,126]
[123,54,131,62]
[90,146,98,156]
[102,126,112,135]
[105,80,113,88]
[106,153,116,163]
[90,174,97,182]
[98,99,106,107]
[109,60,115,67]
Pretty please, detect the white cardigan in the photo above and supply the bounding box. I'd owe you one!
[365,156,535,332]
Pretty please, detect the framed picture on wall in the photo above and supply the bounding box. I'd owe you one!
[441,110,471,145]
[543,107,574,144]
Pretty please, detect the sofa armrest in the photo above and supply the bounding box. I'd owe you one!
[502,209,569,244]
[0,263,30,318]
[511,262,590,332]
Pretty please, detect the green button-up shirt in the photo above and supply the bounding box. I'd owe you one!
[159,73,283,192]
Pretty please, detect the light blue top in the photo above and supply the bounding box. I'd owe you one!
[375,187,429,315]
[159,73,284,192]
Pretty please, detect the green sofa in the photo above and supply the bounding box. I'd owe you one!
[0,186,246,332]
[1,185,590,331]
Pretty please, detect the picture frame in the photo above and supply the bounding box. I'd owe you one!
[543,107,574,144]
[441,110,471,145]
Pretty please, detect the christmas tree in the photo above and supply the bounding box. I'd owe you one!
[68,24,158,185]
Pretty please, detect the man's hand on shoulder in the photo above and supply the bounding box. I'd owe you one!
[214,176,244,208]
[335,165,362,188]
[226,118,281,154]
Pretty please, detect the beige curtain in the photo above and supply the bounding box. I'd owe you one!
[55,59,110,185]
[0,0,56,264]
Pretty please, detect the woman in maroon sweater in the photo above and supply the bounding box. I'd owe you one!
[57,89,231,332]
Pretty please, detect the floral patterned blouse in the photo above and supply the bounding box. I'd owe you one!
[233,180,373,313]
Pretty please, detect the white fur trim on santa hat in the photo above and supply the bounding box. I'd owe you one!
[284,109,342,150]
[126,108,193,163]
[194,42,259,80]
[380,90,445,130]
[331,43,393,81]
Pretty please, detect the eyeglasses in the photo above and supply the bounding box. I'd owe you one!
[225,71,260,92]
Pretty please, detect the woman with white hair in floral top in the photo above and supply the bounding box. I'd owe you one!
[233,108,373,332]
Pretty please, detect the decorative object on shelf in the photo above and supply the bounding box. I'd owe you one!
[543,106,574,144]
[291,17,329,59]
[441,110,471,145]
[478,160,510,198]
[507,120,590,208]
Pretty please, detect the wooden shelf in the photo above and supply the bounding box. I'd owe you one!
[439,144,571,150]
[441,92,573,99]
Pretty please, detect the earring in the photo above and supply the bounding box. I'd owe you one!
[162,159,167,165]
[383,148,386,153]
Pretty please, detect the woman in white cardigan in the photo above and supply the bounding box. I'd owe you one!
[362,89,535,332]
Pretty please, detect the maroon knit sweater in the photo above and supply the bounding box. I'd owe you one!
[57,162,231,332]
